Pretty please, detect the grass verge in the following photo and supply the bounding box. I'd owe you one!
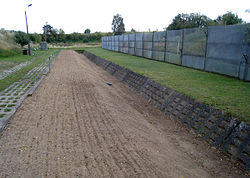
[0,50,47,71]
[82,47,250,123]
[0,49,59,92]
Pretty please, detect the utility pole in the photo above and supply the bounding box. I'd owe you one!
[25,4,32,56]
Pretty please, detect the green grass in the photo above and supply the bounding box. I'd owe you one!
[4,108,11,112]
[0,50,46,71]
[83,47,250,123]
[0,49,60,92]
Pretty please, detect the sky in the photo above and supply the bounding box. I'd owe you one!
[0,0,249,34]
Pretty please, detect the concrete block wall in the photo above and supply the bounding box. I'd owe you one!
[83,50,250,172]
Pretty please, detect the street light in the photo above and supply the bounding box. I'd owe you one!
[25,4,32,56]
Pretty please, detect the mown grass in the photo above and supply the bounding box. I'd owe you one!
[83,47,250,123]
[0,49,59,92]
[0,50,47,71]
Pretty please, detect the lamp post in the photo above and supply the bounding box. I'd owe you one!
[25,4,32,56]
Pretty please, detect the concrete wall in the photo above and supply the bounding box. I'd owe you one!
[84,50,250,171]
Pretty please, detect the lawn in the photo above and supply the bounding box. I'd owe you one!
[0,49,59,92]
[83,47,250,123]
[0,50,46,71]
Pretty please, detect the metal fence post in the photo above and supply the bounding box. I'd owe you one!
[180,29,184,65]
[49,56,51,73]
[164,30,167,62]
[117,35,120,52]
[134,33,136,56]
[204,27,209,71]
[142,33,144,57]
[152,32,155,59]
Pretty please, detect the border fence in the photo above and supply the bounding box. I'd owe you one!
[102,24,250,81]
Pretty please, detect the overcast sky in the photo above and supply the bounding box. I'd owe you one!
[0,0,249,34]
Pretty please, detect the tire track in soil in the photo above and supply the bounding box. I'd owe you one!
[0,50,248,178]
[73,54,163,177]
[69,59,128,177]
[84,89,152,177]
[71,80,129,177]
[72,57,155,177]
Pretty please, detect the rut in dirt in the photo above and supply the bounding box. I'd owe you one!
[0,50,247,178]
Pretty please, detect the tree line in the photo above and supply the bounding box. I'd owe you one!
[14,11,245,47]
[112,11,245,35]
[14,24,112,47]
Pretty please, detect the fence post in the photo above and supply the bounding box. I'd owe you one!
[180,29,184,65]
[152,32,155,59]
[204,27,209,71]
[128,34,130,55]
[134,33,136,56]
[49,56,51,73]
[164,30,167,62]
[118,35,120,52]
[142,33,144,57]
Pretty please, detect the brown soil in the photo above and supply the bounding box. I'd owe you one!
[0,50,247,178]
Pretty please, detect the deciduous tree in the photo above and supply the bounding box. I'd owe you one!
[112,14,125,35]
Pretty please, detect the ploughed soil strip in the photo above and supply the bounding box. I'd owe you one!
[0,50,246,177]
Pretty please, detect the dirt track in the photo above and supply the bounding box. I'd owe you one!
[0,50,246,177]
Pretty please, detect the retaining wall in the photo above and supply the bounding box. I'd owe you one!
[83,50,250,172]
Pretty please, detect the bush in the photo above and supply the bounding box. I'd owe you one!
[0,48,21,57]
[14,31,28,47]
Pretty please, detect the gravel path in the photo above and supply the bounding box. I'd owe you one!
[0,50,246,177]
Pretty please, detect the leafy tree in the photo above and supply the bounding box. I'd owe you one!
[131,28,136,33]
[84,28,91,34]
[30,33,42,43]
[216,12,243,25]
[167,13,213,30]
[42,23,53,42]
[14,31,28,47]
[112,14,125,35]
[57,29,66,42]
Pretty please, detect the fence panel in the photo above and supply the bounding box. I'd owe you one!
[123,34,129,54]
[166,29,183,65]
[182,28,207,69]
[114,36,119,52]
[118,35,123,53]
[152,32,166,61]
[111,36,115,51]
[143,32,153,59]
[128,34,135,55]
[101,24,250,81]
[135,33,143,56]
[205,24,247,78]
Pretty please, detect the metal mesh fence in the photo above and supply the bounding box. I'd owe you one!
[143,32,153,59]
[182,28,207,69]
[206,24,248,78]
[128,34,135,55]
[101,24,250,81]
[153,32,165,61]
[166,29,183,65]
[135,33,143,56]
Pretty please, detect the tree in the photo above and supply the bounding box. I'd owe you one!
[42,23,53,42]
[167,13,213,30]
[84,28,91,34]
[216,12,243,25]
[30,33,42,44]
[131,28,136,33]
[112,14,125,35]
[57,29,66,42]
[14,31,28,47]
